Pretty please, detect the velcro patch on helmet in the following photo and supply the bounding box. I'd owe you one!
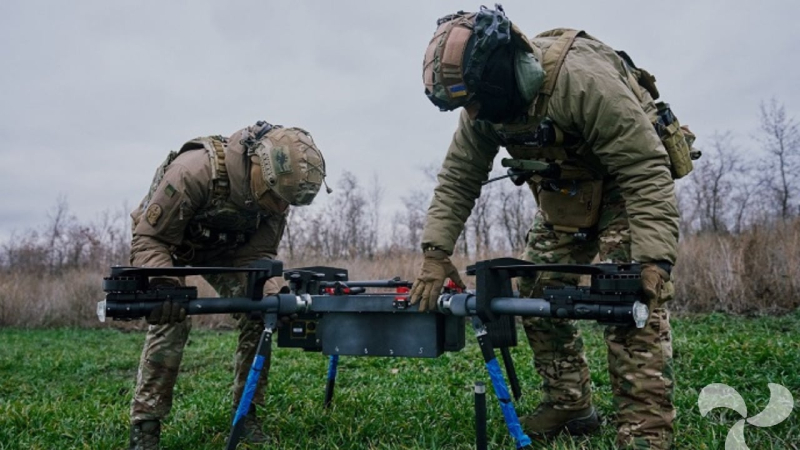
[448,83,468,97]
[271,146,292,175]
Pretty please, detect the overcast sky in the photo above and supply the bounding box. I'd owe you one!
[1,0,798,243]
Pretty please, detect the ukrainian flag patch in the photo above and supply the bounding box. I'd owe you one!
[448,83,467,97]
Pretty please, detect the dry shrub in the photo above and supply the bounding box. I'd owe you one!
[0,253,433,329]
[2,222,798,329]
[674,220,800,314]
[0,269,102,328]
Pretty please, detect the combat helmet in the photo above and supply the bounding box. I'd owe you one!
[243,121,328,207]
[422,4,540,115]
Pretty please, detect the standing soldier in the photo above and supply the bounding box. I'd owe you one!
[128,121,328,450]
[411,6,693,449]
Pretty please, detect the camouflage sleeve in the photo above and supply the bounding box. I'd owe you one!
[549,45,679,264]
[420,110,501,255]
[130,159,209,269]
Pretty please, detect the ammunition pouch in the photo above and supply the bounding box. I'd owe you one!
[654,102,694,179]
[537,178,603,233]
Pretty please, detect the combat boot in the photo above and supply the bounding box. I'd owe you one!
[242,409,268,443]
[231,406,269,444]
[129,420,160,450]
[520,403,600,438]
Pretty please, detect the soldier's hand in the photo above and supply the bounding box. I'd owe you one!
[146,277,187,325]
[409,249,466,312]
[641,262,671,303]
[147,300,187,325]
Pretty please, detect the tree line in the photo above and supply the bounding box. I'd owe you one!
[1,99,798,273]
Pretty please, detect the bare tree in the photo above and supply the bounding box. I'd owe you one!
[730,168,757,234]
[364,173,384,258]
[688,132,742,233]
[756,98,800,220]
[679,132,751,233]
[1,198,131,272]
[282,207,311,260]
[312,171,369,259]
[471,181,495,258]
[399,189,430,252]
[45,195,72,272]
[496,179,536,251]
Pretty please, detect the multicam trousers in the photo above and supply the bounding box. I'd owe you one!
[518,183,676,450]
[130,273,278,423]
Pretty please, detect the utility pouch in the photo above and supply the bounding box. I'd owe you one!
[538,179,603,232]
[654,102,694,179]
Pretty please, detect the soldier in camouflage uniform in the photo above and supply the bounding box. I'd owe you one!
[409,7,691,450]
[127,121,328,450]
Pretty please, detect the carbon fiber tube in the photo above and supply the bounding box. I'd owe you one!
[487,297,551,316]
[99,295,289,321]
[319,279,412,288]
[475,381,487,450]
[441,294,647,328]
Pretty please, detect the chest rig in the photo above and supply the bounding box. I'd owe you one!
[490,30,605,235]
[492,29,605,183]
[494,117,603,181]
[494,116,604,236]
[148,136,269,253]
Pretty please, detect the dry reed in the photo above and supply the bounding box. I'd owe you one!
[2,223,798,328]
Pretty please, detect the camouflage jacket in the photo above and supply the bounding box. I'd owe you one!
[421,32,680,264]
[130,135,287,270]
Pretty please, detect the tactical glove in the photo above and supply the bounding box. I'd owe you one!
[641,263,671,304]
[146,278,187,325]
[409,249,466,312]
[147,300,187,325]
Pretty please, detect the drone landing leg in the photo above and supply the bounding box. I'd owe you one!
[472,317,532,449]
[499,346,522,402]
[226,314,277,450]
[323,354,339,408]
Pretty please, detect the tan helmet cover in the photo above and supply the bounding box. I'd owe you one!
[423,12,478,110]
[423,9,534,111]
[249,127,326,206]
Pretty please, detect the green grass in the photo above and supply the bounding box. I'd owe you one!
[1,312,799,449]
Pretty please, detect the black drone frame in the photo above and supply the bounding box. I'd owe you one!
[100,257,650,449]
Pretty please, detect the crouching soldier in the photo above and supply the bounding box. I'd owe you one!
[128,121,328,449]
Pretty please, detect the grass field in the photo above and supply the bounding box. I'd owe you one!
[1,312,798,450]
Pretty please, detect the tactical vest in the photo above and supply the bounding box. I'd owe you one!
[494,28,694,182]
[492,30,604,184]
[490,30,610,234]
[491,29,694,234]
[145,136,269,252]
